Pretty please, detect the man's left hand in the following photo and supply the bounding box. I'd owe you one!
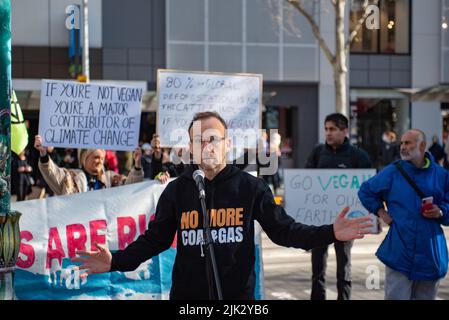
[422,205,443,219]
[333,207,374,241]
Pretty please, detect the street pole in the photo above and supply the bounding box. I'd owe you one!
[0,0,11,215]
[0,0,22,300]
[82,0,90,82]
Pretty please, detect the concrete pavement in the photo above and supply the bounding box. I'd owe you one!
[261,226,449,300]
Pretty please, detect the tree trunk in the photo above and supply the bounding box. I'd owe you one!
[334,66,347,117]
[334,0,348,117]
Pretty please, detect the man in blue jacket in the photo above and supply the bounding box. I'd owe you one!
[358,129,449,300]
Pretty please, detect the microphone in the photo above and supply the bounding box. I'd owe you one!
[193,169,206,199]
[192,169,223,299]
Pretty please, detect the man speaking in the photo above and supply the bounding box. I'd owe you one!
[73,111,372,300]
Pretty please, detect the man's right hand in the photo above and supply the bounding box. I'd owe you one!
[377,208,392,225]
[72,243,112,278]
[34,135,47,157]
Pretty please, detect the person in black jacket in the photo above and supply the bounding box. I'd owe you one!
[72,111,373,300]
[140,143,153,179]
[379,130,400,169]
[305,113,372,301]
[428,134,446,166]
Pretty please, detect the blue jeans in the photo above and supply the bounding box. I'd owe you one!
[311,240,353,300]
[384,266,440,300]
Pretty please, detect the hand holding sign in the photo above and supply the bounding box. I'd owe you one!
[333,206,374,241]
[156,171,170,184]
[39,80,142,151]
[133,147,142,169]
[34,135,47,157]
[72,242,112,278]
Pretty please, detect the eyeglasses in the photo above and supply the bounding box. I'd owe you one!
[192,135,226,147]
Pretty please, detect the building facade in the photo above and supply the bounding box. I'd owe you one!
[10,0,448,168]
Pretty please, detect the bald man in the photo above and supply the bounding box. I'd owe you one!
[359,129,449,300]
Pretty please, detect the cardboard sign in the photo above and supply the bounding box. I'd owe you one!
[39,80,142,151]
[157,70,262,148]
[284,169,378,233]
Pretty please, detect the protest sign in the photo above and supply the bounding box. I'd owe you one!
[39,80,142,151]
[284,169,378,233]
[157,69,262,148]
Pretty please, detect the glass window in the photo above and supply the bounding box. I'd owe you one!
[168,0,205,42]
[349,98,410,169]
[209,0,242,42]
[168,44,204,70]
[209,45,243,73]
[282,1,317,44]
[246,0,279,43]
[246,46,279,80]
[350,0,410,54]
[283,47,318,81]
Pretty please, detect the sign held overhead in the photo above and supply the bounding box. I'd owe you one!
[157,69,262,148]
[39,79,143,151]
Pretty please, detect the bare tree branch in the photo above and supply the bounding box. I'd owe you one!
[286,0,335,64]
[284,4,303,38]
[335,0,346,72]
[267,0,284,38]
[345,0,379,53]
[266,0,303,41]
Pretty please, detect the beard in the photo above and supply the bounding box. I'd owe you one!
[201,157,220,168]
[200,149,223,170]
[400,147,421,161]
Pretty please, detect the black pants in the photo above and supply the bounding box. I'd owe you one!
[311,240,353,300]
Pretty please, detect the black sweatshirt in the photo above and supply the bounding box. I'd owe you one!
[110,164,337,299]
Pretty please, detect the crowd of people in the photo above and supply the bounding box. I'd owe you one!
[11,127,285,201]
[12,123,449,203]
[71,111,373,300]
[379,129,449,170]
[9,111,449,301]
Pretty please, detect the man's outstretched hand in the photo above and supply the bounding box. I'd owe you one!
[333,207,374,241]
[72,243,112,278]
